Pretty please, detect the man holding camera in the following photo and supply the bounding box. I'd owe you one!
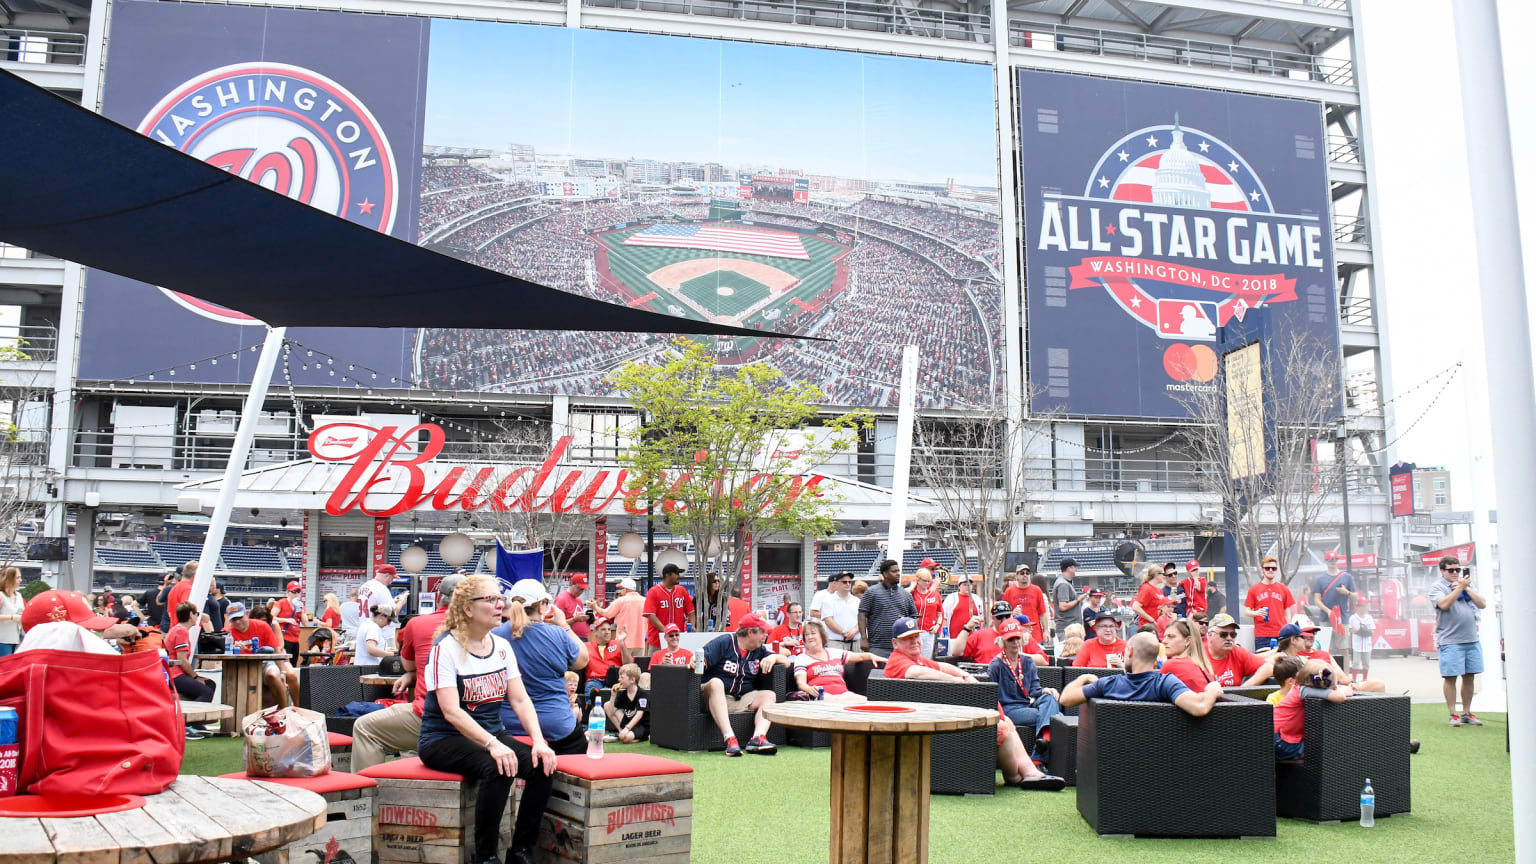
[1426,556,1487,727]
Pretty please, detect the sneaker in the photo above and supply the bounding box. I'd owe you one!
[744,735,777,755]
[1017,774,1066,792]
[184,727,208,740]
[1409,739,1421,754]
[1461,713,1483,726]
[1449,713,1463,727]
[603,734,618,742]
[724,737,743,757]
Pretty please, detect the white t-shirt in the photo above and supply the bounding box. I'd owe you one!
[811,590,860,641]
[355,619,397,667]
[1347,611,1375,655]
[357,579,394,617]
[339,601,361,634]
[419,632,522,745]
[793,647,851,694]
[18,621,121,655]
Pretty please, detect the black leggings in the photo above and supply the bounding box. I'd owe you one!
[419,731,554,858]
[172,673,216,702]
[548,725,587,756]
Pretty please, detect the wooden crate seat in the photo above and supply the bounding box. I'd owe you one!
[221,771,377,864]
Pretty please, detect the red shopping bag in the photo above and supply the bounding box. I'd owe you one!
[0,648,185,795]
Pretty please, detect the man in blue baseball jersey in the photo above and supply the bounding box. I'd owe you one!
[701,612,789,756]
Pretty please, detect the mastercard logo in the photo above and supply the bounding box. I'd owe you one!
[1163,343,1217,382]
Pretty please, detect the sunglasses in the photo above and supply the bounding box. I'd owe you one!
[1262,566,1278,572]
[1214,630,1238,640]
[1442,567,1463,574]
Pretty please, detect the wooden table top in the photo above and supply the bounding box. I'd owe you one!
[764,701,998,734]
[359,674,401,686]
[193,653,274,662]
[179,702,234,724]
[1,775,326,864]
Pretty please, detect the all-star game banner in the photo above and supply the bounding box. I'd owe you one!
[78,2,1004,411]
[1018,70,1339,419]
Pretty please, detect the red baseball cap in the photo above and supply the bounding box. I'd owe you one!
[570,575,589,588]
[919,557,939,570]
[735,613,768,632]
[663,623,682,635]
[286,580,302,592]
[376,563,397,578]
[996,618,1025,640]
[1324,551,1342,562]
[1185,559,1200,573]
[22,589,119,631]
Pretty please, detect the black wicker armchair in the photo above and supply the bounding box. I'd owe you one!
[866,677,1000,795]
[647,663,790,752]
[1275,692,1411,822]
[781,660,876,749]
[1077,695,1276,837]
[298,664,363,735]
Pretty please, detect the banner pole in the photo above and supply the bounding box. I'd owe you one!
[188,325,288,614]
[1451,4,1533,858]
[885,345,920,570]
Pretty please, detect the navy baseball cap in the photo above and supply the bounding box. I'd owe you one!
[1278,622,1320,640]
[893,617,923,639]
[1088,609,1118,626]
[990,600,1014,618]
[1060,558,1079,571]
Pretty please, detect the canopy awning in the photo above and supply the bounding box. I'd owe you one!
[0,70,781,338]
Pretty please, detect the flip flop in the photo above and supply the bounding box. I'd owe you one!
[1017,774,1066,792]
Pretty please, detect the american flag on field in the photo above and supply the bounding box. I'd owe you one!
[621,223,810,260]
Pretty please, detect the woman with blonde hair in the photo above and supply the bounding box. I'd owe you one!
[418,575,557,864]
[1160,617,1216,691]
[492,579,590,755]
[318,593,343,631]
[1,567,26,656]
[791,619,884,702]
[1133,564,1175,636]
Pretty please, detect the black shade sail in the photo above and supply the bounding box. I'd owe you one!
[0,70,785,338]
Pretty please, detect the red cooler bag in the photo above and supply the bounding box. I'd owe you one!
[0,648,185,795]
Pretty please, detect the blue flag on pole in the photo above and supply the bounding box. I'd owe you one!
[495,540,545,590]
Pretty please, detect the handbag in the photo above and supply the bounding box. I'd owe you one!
[0,647,185,795]
[242,706,331,777]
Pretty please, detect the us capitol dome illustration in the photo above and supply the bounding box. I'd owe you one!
[1151,115,1212,209]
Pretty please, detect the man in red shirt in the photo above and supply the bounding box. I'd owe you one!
[350,573,464,770]
[768,602,806,655]
[273,580,306,664]
[1073,610,1129,668]
[1244,555,1296,650]
[583,618,633,705]
[555,574,592,641]
[1177,560,1209,617]
[644,563,695,646]
[225,602,295,707]
[649,624,695,668]
[164,561,198,627]
[941,573,985,639]
[1003,566,1049,643]
[1203,612,1274,686]
[908,568,944,656]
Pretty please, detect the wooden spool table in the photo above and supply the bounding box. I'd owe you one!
[0,775,326,864]
[764,701,996,864]
[358,675,400,686]
[359,674,401,702]
[180,702,234,726]
[195,654,273,736]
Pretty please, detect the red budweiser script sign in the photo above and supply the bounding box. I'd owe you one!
[309,423,828,518]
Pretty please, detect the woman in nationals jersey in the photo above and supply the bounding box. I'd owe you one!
[791,620,885,703]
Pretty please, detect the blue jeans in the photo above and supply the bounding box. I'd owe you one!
[583,676,605,708]
[1004,692,1062,761]
[1274,732,1304,760]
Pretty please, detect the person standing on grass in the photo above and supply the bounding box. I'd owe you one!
[0,567,25,656]
[1312,551,1358,671]
[1244,556,1295,651]
[810,571,861,650]
[1052,560,1085,641]
[858,559,916,658]
[644,563,695,648]
[1426,556,1487,727]
[418,576,556,864]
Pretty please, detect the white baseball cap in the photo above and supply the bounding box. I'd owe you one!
[508,579,552,606]
[620,578,638,592]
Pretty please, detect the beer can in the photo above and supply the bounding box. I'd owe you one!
[0,705,18,797]
[816,687,825,701]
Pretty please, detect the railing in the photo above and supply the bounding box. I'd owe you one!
[0,28,86,66]
[583,0,992,43]
[1009,23,1354,88]
[1334,214,1368,245]
[1339,296,1373,327]
[1327,134,1361,165]
[1080,456,1378,495]
[0,325,59,362]
[0,430,51,467]
[70,429,552,472]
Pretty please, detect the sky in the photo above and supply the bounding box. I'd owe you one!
[1358,0,1534,518]
[422,20,998,186]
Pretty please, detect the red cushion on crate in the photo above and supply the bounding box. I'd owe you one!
[219,771,377,793]
[357,756,465,782]
[553,753,692,780]
[328,732,354,747]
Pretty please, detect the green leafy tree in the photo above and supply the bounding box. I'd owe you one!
[610,340,871,630]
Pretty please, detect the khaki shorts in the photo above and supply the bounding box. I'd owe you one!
[723,690,765,713]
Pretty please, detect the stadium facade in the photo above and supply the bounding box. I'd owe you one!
[1,0,1400,610]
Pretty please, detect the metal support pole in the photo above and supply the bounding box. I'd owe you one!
[885,345,920,567]
[1451,3,1534,860]
[187,326,287,612]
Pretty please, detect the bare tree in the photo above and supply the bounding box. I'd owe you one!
[1171,329,1346,595]
[479,418,591,584]
[910,388,1057,602]
[0,337,51,575]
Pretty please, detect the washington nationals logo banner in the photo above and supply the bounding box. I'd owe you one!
[78,0,427,381]
[1019,70,1339,419]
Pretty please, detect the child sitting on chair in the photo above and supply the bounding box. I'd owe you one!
[1265,655,1305,706]
[1273,659,1353,760]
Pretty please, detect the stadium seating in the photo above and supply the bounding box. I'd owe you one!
[95,547,162,569]
[901,547,959,571]
[150,541,204,568]
[218,545,288,572]
[814,549,878,576]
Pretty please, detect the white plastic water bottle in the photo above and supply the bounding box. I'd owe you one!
[586,696,605,759]
[1359,778,1375,827]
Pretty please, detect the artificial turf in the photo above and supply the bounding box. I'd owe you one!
[182,703,1513,863]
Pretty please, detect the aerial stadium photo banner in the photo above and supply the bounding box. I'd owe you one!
[78,5,1005,411]
[1017,70,1339,419]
